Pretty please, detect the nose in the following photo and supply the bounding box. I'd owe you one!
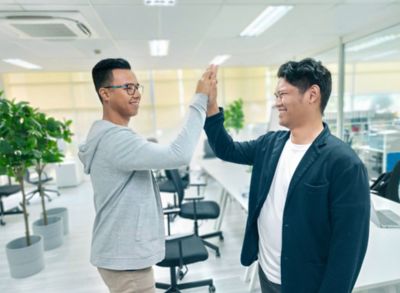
[274,96,282,107]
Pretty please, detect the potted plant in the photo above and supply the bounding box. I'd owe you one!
[0,94,45,278]
[224,98,245,135]
[32,112,73,249]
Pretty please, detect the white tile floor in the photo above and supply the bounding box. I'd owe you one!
[1,176,397,293]
[0,177,259,293]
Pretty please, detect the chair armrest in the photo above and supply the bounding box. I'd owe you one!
[370,190,379,195]
[184,195,204,201]
[166,233,194,242]
[163,207,181,215]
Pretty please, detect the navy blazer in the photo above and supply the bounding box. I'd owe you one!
[204,110,370,293]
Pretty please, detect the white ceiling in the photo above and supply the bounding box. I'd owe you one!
[0,0,399,73]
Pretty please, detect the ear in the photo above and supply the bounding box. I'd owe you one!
[99,88,110,103]
[308,85,321,105]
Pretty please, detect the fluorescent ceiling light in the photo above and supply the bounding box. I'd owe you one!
[144,0,176,6]
[347,34,400,52]
[3,58,41,69]
[240,6,293,37]
[149,40,169,56]
[362,50,398,61]
[210,55,231,65]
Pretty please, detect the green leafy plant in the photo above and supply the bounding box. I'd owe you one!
[0,94,42,246]
[34,112,72,225]
[224,98,245,134]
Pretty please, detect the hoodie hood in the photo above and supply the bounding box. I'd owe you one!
[78,120,120,174]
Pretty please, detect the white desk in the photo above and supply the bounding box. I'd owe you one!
[201,158,400,293]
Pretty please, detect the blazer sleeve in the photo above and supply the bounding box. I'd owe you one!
[204,109,259,165]
[319,159,370,293]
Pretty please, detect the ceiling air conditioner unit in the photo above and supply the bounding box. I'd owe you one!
[0,11,93,39]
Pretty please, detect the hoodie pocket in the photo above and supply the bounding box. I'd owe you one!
[135,202,160,242]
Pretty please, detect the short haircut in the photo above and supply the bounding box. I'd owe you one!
[277,58,332,114]
[92,58,131,103]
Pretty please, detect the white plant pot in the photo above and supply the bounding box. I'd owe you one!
[6,235,45,278]
[43,207,69,235]
[33,216,63,250]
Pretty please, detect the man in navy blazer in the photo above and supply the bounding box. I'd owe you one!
[204,58,370,293]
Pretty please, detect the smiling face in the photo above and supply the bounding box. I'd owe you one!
[99,69,141,123]
[274,78,314,130]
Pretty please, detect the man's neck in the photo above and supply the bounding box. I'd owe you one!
[290,121,324,145]
[103,110,129,126]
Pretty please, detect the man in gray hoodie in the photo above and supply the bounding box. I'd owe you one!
[78,58,217,293]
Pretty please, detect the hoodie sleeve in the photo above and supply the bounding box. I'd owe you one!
[101,93,207,171]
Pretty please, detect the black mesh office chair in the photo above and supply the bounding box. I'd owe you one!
[25,169,60,204]
[384,160,400,203]
[158,166,205,209]
[156,208,215,293]
[0,179,22,225]
[166,169,223,257]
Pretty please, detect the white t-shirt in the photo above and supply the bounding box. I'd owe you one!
[257,137,311,284]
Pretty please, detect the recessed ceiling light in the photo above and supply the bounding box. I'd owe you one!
[144,0,176,6]
[362,50,398,61]
[149,40,169,57]
[346,34,400,52]
[240,6,293,37]
[3,58,41,69]
[210,55,231,65]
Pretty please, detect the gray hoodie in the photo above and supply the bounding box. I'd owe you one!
[78,93,207,270]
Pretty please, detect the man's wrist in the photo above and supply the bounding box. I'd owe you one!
[207,104,219,117]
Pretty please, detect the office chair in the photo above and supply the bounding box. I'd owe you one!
[25,169,60,204]
[166,169,223,257]
[0,178,22,225]
[384,160,400,203]
[370,160,400,203]
[158,166,206,209]
[156,208,215,293]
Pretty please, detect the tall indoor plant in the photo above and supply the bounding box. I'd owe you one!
[34,112,72,225]
[0,93,45,277]
[224,98,245,134]
[31,112,73,249]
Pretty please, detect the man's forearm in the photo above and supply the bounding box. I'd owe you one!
[207,102,219,117]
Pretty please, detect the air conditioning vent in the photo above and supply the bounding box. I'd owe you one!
[0,11,94,39]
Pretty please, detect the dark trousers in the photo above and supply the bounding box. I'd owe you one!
[258,264,281,293]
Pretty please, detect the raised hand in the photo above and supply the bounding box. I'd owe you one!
[196,66,213,96]
[207,65,219,116]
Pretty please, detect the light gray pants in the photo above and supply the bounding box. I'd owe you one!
[98,267,156,293]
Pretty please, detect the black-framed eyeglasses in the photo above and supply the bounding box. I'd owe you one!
[104,83,144,95]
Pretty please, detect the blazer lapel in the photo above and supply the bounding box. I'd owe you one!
[285,124,330,205]
[255,132,289,212]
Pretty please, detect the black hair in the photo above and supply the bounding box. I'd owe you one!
[277,58,332,114]
[91,58,131,103]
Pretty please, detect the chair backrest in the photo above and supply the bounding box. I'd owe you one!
[165,169,185,206]
[386,160,400,203]
[371,160,400,203]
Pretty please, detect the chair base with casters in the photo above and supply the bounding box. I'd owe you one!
[0,185,23,226]
[26,187,60,204]
[201,231,224,257]
[25,170,60,204]
[156,234,215,293]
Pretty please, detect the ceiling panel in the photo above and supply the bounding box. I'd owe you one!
[0,0,399,73]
